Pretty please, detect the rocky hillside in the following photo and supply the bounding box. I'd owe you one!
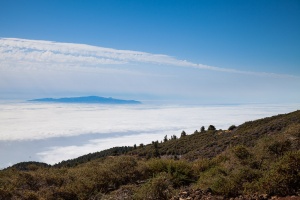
[0,110,299,199]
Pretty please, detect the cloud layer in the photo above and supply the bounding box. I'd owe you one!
[1,102,299,142]
[2,37,300,103]
[0,102,299,166]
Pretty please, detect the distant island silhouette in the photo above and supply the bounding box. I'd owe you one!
[28,96,141,104]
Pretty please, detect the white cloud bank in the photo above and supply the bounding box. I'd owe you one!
[1,102,299,142]
[0,38,297,78]
[0,102,299,165]
[33,103,299,164]
[36,132,172,164]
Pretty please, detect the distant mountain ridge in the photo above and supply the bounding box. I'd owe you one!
[28,96,141,104]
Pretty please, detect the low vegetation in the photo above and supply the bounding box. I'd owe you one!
[1,110,299,199]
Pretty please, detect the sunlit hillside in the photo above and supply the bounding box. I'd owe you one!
[1,110,299,199]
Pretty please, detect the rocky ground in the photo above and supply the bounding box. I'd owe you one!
[170,188,300,200]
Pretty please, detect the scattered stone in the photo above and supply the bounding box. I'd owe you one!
[169,188,299,200]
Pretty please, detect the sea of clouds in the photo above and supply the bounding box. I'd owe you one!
[0,102,299,168]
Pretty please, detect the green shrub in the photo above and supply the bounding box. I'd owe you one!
[0,189,12,199]
[268,140,291,157]
[18,172,40,191]
[285,123,300,139]
[167,160,194,186]
[192,155,226,174]
[211,175,237,197]
[146,159,194,187]
[284,123,300,150]
[52,191,78,200]
[232,145,251,160]
[134,172,173,200]
[197,166,228,191]
[260,151,300,196]
[19,190,39,200]
[192,158,212,174]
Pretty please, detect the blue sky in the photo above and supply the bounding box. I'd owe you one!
[1,0,300,167]
[0,0,300,103]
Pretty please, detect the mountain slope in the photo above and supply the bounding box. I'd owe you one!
[52,110,300,168]
[0,110,299,199]
[129,110,300,160]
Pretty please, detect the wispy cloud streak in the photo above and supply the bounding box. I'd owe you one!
[0,38,296,78]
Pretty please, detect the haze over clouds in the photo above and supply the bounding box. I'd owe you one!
[1,38,300,103]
